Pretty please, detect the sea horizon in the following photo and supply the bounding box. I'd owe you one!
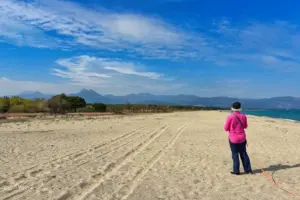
[243,109,300,122]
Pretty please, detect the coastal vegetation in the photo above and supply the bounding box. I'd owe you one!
[0,94,225,115]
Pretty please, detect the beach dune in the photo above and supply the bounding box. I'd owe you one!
[0,111,299,200]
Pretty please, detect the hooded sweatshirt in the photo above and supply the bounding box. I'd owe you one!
[224,111,248,144]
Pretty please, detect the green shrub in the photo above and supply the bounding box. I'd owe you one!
[35,101,49,112]
[48,94,86,114]
[92,103,107,112]
[0,97,11,113]
[66,96,86,112]
[78,106,95,112]
[8,105,25,113]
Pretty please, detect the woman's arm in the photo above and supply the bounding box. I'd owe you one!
[244,115,248,129]
[224,116,231,131]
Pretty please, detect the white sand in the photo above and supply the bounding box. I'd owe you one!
[0,111,299,200]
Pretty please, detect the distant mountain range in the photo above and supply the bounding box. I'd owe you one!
[15,91,53,100]
[8,89,300,109]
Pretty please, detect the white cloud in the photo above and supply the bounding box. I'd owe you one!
[52,55,163,88]
[210,20,300,70]
[0,17,61,48]
[262,55,279,64]
[0,77,9,81]
[216,79,249,85]
[104,65,161,79]
[0,54,171,96]
[54,56,112,84]
[260,55,300,71]
[1,0,300,70]
[0,0,204,58]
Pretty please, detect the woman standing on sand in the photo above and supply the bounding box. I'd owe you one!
[224,102,253,175]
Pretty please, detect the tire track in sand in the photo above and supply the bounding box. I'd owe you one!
[35,125,167,194]
[4,125,148,181]
[115,124,187,200]
[75,124,186,200]
[1,125,168,200]
[106,124,187,200]
[70,125,171,200]
[0,125,150,199]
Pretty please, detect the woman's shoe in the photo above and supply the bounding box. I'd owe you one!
[245,171,253,174]
[231,172,241,175]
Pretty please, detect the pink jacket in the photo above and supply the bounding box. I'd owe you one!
[224,112,248,144]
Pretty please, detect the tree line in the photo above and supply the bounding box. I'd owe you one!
[0,94,225,114]
[0,94,105,114]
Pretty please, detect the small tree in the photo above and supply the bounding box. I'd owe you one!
[92,103,107,112]
[48,94,69,114]
[0,97,11,113]
[125,100,132,111]
[60,98,71,114]
[36,100,48,112]
[48,96,60,114]
[67,96,86,112]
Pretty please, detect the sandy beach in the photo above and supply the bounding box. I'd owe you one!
[0,111,299,200]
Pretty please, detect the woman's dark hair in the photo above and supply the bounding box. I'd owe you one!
[232,101,241,109]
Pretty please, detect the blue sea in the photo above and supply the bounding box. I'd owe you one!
[243,110,300,121]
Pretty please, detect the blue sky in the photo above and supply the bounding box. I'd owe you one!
[1,0,300,98]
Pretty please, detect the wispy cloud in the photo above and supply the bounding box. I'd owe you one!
[212,20,300,70]
[1,0,300,71]
[0,77,9,81]
[215,79,249,85]
[0,16,61,48]
[0,0,207,59]
[53,55,163,88]
[53,56,111,86]
[104,66,161,79]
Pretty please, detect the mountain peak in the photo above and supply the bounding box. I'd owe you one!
[80,88,98,93]
[17,91,51,99]
[71,89,109,103]
[80,88,90,92]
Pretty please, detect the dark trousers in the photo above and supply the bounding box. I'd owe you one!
[229,140,252,173]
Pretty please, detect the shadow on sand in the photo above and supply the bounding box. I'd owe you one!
[251,163,300,174]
